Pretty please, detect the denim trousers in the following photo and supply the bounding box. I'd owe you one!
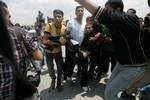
[105,62,146,100]
[45,52,63,85]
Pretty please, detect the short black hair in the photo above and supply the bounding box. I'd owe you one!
[75,6,84,11]
[105,1,124,12]
[86,16,94,22]
[0,0,8,8]
[0,0,8,15]
[0,4,15,63]
[53,9,64,17]
[139,17,143,21]
[145,13,150,20]
[127,8,136,14]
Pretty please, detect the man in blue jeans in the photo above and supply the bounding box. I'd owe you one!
[74,0,147,99]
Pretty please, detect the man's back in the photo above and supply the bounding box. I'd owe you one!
[94,7,147,65]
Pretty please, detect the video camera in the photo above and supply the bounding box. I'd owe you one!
[48,35,61,44]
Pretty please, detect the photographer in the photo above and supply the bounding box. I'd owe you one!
[43,9,66,92]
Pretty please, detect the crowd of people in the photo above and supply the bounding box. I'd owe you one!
[0,0,150,100]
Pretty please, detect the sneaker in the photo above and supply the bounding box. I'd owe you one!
[82,86,89,92]
[56,85,64,92]
[42,65,47,70]
[63,80,67,83]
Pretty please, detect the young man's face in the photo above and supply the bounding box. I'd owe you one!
[75,7,84,18]
[53,14,63,26]
[85,24,93,33]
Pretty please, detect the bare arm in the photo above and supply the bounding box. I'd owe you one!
[75,0,98,14]
[33,49,43,60]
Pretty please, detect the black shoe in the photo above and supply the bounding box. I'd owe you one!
[120,91,136,100]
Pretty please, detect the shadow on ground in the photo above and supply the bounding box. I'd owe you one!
[40,79,106,100]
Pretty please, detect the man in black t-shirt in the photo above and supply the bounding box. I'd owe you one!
[74,0,147,99]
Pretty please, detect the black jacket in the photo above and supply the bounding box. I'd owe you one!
[142,27,150,59]
[94,7,147,65]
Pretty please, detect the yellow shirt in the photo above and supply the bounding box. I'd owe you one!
[44,22,66,53]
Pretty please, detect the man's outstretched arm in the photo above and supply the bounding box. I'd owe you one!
[75,0,98,14]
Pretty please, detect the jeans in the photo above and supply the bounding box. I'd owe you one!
[32,60,41,72]
[32,45,46,72]
[105,62,146,100]
[126,60,150,94]
[45,52,63,85]
[24,91,40,100]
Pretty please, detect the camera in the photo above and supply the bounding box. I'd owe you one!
[48,35,61,43]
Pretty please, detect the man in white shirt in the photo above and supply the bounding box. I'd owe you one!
[67,16,85,46]
[64,6,89,91]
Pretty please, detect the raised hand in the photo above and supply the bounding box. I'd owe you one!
[74,0,80,3]
[74,0,98,14]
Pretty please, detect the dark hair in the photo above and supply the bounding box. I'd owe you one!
[0,0,8,8]
[127,8,136,14]
[39,18,45,23]
[0,0,8,17]
[148,0,150,7]
[0,6,14,64]
[139,17,143,21]
[86,16,94,23]
[75,6,84,11]
[53,9,64,17]
[146,13,150,18]
[144,13,150,22]
[105,1,124,12]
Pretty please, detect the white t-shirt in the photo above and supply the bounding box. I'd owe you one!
[67,18,85,46]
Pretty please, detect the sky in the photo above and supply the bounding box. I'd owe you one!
[4,0,150,25]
